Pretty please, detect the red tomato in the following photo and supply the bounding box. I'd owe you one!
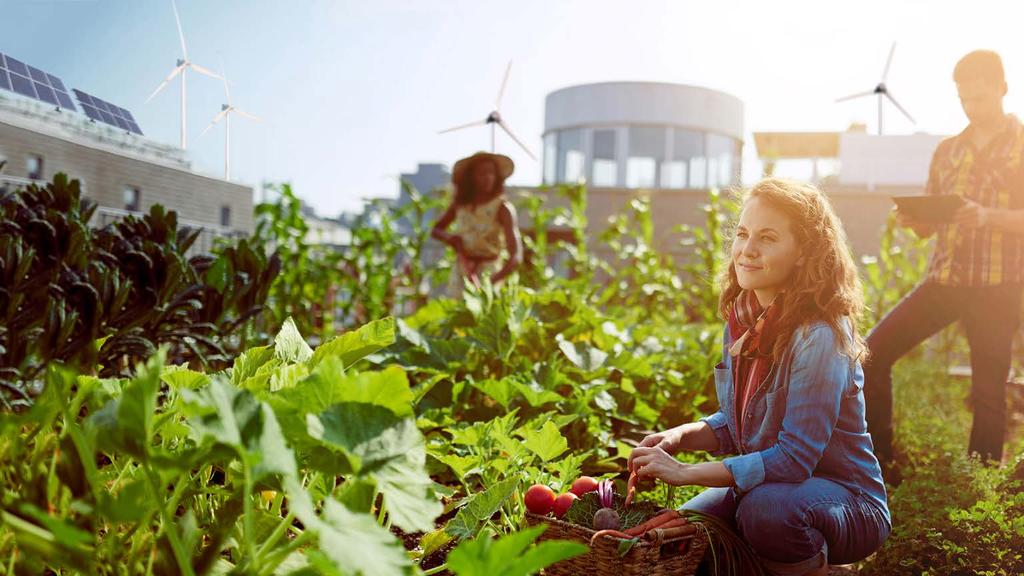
[570,476,599,497]
[553,492,578,518]
[524,484,557,515]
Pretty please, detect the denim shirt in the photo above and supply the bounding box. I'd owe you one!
[700,320,891,519]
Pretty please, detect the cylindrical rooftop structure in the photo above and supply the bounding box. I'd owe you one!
[542,82,744,189]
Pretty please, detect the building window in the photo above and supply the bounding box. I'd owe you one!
[689,156,707,188]
[27,154,43,180]
[556,129,584,184]
[626,157,657,188]
[543,133,557,184]
[592,129,617,187]
[661,161,688,189]
[627,126,665,188]
[707,133,739,188]
[220,205,231,227]
[124,186,141,212]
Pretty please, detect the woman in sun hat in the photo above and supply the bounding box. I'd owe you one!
[432,151,523,289]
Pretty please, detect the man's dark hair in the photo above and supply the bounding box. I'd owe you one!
[954,50,1005,85]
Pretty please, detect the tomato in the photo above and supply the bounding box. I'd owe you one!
[524,484,557,515]
[570,476,600,497]
[553,492,578,518]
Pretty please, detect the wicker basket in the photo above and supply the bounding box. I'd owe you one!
[525,512,708,576]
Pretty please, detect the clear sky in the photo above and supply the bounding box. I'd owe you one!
[4,0,1024,216]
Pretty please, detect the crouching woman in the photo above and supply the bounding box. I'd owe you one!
[628,178,890,576]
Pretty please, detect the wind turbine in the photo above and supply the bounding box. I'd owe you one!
[200,67,261,180]
[146,0,221,150]
[836,42,916,135]
[438,61,536,160]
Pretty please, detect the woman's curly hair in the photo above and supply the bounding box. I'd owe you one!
[718,178,868,363]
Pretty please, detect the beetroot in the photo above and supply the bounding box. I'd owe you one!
[593,508,621,531]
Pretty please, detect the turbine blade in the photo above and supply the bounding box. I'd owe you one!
[170,0,188,60]
[882,42,897,82]
[219,55,232,105]
[835,90,876,103]
[189,62,222,80]
[498,119,536,160]
[437,119,488,134]
[496,60,512,110]
[885,92,916,124]
[233,108,262,122]
[199,109,229,139]
[146,65,184,102]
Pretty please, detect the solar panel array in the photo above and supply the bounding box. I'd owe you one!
[0,52,76,111]
[73,89,144,135]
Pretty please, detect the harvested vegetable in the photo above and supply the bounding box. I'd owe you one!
[570,476,600,497]
[623,470,638,507]
[589,529,635,546]
[553,492,578,518]
[524,484,556,515]
[593,507,621,531]
[624,509,682,536]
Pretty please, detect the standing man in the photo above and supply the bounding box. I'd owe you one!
[864,50,1024,476]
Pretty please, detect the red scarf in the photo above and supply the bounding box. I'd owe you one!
[727,290,783,439]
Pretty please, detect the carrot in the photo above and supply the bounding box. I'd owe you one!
[623,471,638,507]
[624,509,681,536]
[644,524,699,545]
[589,529,636,546]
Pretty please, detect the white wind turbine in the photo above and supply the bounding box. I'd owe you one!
[836,42,916,135]
[438,61,536,160]
[200,67,261,180]
[146,0,221,150]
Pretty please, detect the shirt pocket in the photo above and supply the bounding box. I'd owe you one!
[714,364,732,418]
[750,386,787,447]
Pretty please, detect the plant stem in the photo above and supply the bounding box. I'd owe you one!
[143,466,194,576]
[422,563,448,576]
[254,510,295,564]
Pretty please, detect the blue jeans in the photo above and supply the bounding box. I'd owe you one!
[680,477,890,575]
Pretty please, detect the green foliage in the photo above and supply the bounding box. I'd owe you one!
[0,173,280,404]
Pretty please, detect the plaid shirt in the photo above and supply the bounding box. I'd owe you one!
[925,115,1024,286]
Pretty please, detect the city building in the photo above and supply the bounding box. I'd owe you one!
[0,82,254,253]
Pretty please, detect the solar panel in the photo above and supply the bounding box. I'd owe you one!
[72,88,144,136]
[0,52,76,112]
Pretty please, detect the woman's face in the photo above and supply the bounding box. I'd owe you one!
[471,161,497,194]
[731,196,804,306]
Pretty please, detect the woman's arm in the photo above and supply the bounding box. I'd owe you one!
[490,201,523,283]
[431,203,462,249]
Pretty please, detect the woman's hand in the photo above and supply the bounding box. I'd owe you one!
[628,446,692,487]
[628,429,682,472]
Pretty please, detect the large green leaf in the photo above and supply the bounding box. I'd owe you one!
[185,378,297,482]
[231,345,276,386]
[283,478,414,576]
[275,317,314,364]
[557,339,608,372]
[445,476,520,540]
[88,351,164,460]
[161,365,210,390]
[519,420,568,463]
[307,402,441,532]
[446,525,586,576]
[310,316,395,369]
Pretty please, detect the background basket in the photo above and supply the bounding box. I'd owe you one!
[525,512,708,576]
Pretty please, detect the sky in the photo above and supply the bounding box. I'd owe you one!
[4,0,1024,216]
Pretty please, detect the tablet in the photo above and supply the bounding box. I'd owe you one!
[891,195,964,223]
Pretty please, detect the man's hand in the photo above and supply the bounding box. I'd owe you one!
[953,199,990,230]
[894,208,936,238]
